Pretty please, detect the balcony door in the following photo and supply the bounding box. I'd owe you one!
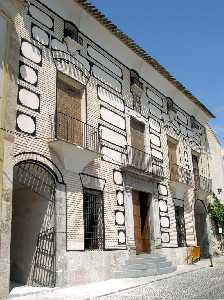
[167,139,177,181]
[132,191,150,253]
[56,76,83,145]
[129,118,146,170]
[192,155,199,176]
[130,118,145,150]
[192,154,200,188]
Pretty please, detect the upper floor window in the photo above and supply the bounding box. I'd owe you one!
[130,118,145,151]
[190,115,200,130]
[166,97,177,121]
[64,21,83,46]
[130,70,144,113]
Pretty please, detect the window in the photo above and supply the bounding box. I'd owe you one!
[130,118,145,151]
[175,205,186,247]
[84,189,104,250]
[64,21,83,45]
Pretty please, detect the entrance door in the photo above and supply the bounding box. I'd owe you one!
[10,162,56,287]
[132,191,150,252]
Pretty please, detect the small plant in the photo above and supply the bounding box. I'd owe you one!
[208,194,224,225]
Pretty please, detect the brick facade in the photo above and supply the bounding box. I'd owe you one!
[0,0,221,298]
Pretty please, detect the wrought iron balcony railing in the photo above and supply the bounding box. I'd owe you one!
[169,163,193,185]
[193,171,212,193]
[123,146,164,178]
[51,112,100,153]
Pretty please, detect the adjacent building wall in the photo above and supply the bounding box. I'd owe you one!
[206,125,224,202]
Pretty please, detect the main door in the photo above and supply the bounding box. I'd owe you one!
[132,191,150,253]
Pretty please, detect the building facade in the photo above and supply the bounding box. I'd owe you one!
[0,0,222,298]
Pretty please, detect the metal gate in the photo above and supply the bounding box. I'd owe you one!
[12,161,56,287]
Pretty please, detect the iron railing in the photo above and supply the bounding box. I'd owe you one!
[170,163,193,185]
[123,146,164,178]
[51,112,100,153]
[194,171,212,193]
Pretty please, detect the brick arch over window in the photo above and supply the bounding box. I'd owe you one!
[14,152,64,184]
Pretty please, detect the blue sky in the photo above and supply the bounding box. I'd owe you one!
[90,0,224,145]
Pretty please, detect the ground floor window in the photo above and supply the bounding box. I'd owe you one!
[83,189,104,250]
[175,205,186,247]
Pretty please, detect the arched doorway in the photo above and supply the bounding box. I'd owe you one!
[10,161,56,287]
[194,200,209,258]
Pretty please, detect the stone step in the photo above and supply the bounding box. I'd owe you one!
[130,256,167,264]
[123,259,172,271]
[136,254,166,260]
[114,265,176,278]
[157,260,173,268]
[124,263,156,270]
[114,268,158,278]
[157,265,177,275]
[113,254,176,279]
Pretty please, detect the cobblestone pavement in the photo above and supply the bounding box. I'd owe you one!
[97,267,224,300]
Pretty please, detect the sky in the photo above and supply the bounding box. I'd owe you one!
[90,0,224,145]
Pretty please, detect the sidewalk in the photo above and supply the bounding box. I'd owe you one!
[9,257,224,300]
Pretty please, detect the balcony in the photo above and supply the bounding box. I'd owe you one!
[194,172,212,193]
[169,163,193,186]
[49,112,101,172]
[121,146,164,180]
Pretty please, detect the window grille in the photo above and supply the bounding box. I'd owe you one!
[84,189,104,250]
[175,206,186,247]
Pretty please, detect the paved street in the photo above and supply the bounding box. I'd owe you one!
[98,267,224,300]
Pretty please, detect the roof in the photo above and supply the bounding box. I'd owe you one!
[76,0,215,119]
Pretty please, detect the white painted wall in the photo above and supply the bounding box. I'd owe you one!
[206,126,224,202]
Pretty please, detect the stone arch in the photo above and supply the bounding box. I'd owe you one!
[10,159,59,287]
[14,152,64,184]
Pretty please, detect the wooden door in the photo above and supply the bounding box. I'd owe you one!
[133,191,142,252]
[132,191,150,253]
[140,192,150,252]
[168,140,177,181]
[56,78,83,145]
[130,118,145,150]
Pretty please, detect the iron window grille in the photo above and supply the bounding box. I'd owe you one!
[83,189,104,250]
[175,205,186,247]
